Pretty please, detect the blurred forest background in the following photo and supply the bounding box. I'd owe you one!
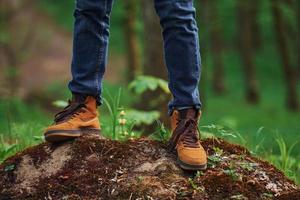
[0,0,299,183]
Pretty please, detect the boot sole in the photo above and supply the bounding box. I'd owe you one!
[177,158,207,171]
[44,128,101,143]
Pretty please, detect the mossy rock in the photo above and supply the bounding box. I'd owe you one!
[0,135,299,200]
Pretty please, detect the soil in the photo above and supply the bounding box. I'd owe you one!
[0,136,299,200]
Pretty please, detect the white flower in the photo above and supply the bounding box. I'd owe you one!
[120,110,126,116]
[118,118,127,125]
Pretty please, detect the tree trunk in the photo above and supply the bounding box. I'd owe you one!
[237,1,260,104]
[1,0,22,97]
[272,0,299,111]
[209,0,226,95]
[296,0,300,79]
[140,0,170,129]
[249,0,261,50]
[123,0,140,82]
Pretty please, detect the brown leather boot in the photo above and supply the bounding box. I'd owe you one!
[44,95,100,143]
[168,108,207,170]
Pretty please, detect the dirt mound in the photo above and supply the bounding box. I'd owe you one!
[0,136,299,200]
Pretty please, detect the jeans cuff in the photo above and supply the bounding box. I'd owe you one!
[168,105,201,116]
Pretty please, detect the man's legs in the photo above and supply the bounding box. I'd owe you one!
[44,0,114,142]
[69,0,114,105]
[154,0,201,114]
[154,0,206,170]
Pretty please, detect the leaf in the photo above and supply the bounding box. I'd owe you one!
[125,109,160,126]
[33,136,44,141]
[4,164,15,172]
[158,79,170,94]
[52,100,68,108]
[128,75,170,95]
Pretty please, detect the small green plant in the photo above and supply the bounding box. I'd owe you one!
[201,124,246,146]
[261,192,274,199]
[229,194,247,200]
[239,161,257,172]
[208,155,222,167]
[195,171,204,178]
[188,178,204,192]
[0,135,17,163]
[117,110,129,139]
[223,169,242,181]
[150,120,170,142]
[223,164,242,181]
[137,176,144,183]
[102,87,161,140]
[4,164,15,172]
[251,127,267,154]
[0,142,16,163]
[178,190,188,197]
[213,147,224,155]
[103,88,123,140]
[267,133,300,182]
[208,147,224,168]
[275,135,299,172]
[116,109,139,140]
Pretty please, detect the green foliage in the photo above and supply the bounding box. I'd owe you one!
[267,134,300,181]
[0,138,16,163]
[125,110,160,126]
[201,124,247,146]
[275,135,298,172]
[102,87,160,140]
[213,147,224,156]
[128,75,170,95]
[188,177,204,192]
[195,171,204,178]
[207,147,224,168]
[239,162,257,172]
[203,124,300,184]
[261,193,274,199]
[4,164,15,172]
[0,98,49,162]
[223,168,242,182]
[229,194,248,200]
[249,127,267,155]
[103,88,123,140]
[150,120,170,142]
[52,100,68,108]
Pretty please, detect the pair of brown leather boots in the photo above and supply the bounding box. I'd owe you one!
[44,96,207,170]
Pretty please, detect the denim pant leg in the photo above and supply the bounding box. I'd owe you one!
[68,0,114,105]
[154,0,202,115]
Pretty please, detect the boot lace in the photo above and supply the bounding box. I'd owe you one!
[180,119,200,148]
[54,100,86,123]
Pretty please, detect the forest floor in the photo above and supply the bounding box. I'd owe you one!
[0,135,299,200]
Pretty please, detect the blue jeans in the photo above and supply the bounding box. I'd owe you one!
[68,0,202,114]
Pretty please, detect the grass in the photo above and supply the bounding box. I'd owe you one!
[0,98,49,162]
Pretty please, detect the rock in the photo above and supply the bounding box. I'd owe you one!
[0,137,299,200]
